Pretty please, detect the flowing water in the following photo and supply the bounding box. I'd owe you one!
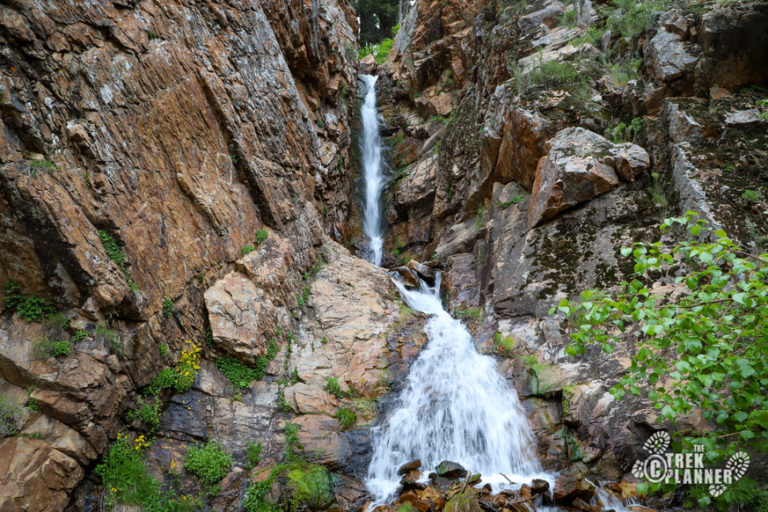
[359,74,385,266]
[366,276,553,504]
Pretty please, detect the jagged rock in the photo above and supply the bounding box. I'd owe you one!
[360,54,377,74]
[436,460,467,479]
[204,272,279,365]
[553,463,595,504]
[495,107,560,189]
[724,109,765,127]
[0,438,83,512]
[528,127,649,227]
[645,25,698,84]
[518,2,564,32]
[395,154,438,208]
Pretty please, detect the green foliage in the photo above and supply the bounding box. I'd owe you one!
[334,407,357,430]
[26,390,39,413]
[28,158,60,176]
[246,440,263,470]
[244,466,283,512]
[296,286,310,308]
[552,213,768,507]
[98,230,138,290]
[158,343,168,357]
[4,279,57,322]
[493,332,515,355]
[96,324,123,354]
[256,229,269,245]
[609,58,643,85]
[475,205,485,229]
[355,0,399,46]
[570,26,606,47]
[758,99,768,132]
[360,38,394,64]
[132,397,162,432]
[184,440,232,495]
[454,306,482,320]
[34,339,71,358]
[608,122,628,143]
[145,368,176,396]
[216,357,262,389]
[161,298,174,318]
[605,0,660,39]
[324,377,345,398]
[71,329,88,344]
[512,57,593,102]
[742,189,761,202]
[242,244,256,256]
[561,8,577,26]
[391,23,400,37]
[497,195,524,209]
[147,30,158,40]
[286,464,335,510]
[0,395,22,437]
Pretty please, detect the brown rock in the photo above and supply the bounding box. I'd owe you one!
[553,463,595,504]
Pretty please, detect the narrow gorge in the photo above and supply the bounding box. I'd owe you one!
[0,0,767,511]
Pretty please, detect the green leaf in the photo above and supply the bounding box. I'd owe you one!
[662,405,676,421]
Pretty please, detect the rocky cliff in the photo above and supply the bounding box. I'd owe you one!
[369,0,768,506]
[1,0,767,510]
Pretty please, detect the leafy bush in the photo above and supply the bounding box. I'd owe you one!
[145,368,176,396]
[359,38,394,64]
[4,279,56,322]
[0,396,22,437]
[184,440,232,494]
[162,298,174,318]
[137,398,162,431]
[34,339,71,358]
[174,341,201,393]
[246,440,263,470]
[255,229,269,245]
[242,244,255,256]
[552,213,768,507]
[513,57,592,101]
[217,357,262,389]
[493,332,515,355]
[158,343,168,357]
[71,329,88,344]
[334,408,357,430]
[742,189,761,202]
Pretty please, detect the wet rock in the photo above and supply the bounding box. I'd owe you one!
[436,460,467,479]
[553,463,595,504]
[395,154,437,208]
[400,477,428,492]
[360,54,377,74]
[528,127,649,227]
[531,478,550,496]
[398,459,423,475]
[445,492,482,512]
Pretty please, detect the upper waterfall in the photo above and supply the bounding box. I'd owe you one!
[359,74,385,266]
[365,276,552,503]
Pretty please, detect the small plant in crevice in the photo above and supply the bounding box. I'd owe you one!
[146,30,158,40]
[96,324,123,354]
[216,357,262,390]
[246,440,263,471]
[128,397,162,432]
[324,377,345,398]
[493,332,516,355]
[71,329,88,344]
[183,440,233,495]
[34,339,72,358]
[0,395,23,437]
[174,340,201,393]
[98,230,139,291]
[242,244,256,256]
[475,205,485,229]
[162,298,174,318]
[27,158,60,177]
[334,407,357,430]
[277,388,293,413]
[497,195,524,210]
[158,343,169,358]
[742,189,761,203]
[4,279,56,323]
[648,171,668,207]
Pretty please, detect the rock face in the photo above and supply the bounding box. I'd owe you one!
[0,0,361,509]
[528,128,649,227]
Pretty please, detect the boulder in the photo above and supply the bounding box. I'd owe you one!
[645,26,698,84]
[360,54,377,74]
[553,463,595,504]
[436,460,467,479]
[528,127,649,227]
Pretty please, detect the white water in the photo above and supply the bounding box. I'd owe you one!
[366,276,552,504]
[359,74,385,266]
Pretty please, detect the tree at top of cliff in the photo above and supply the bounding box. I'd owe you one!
[355,0,399,46]
[553,211,768,509]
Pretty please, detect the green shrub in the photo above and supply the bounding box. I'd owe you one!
[28,159,60,175]
[242,244,256,256]
[4,279,56,322]
[158,343,168,357]
[286,464,335,510]
[217,357,262,389]
[96,324,122,354]
[184,440,232,494]
[244,467,283,512]
[494,332,515,354]
[162,298,173,318]
[0,396,22,437]
[296,286,310,308]
[34,339,71,358]
[334,408,356,430]
[742,189,761,202]
[147,30,157,40]
[606,0,659,39]
[513,57,592,101]
[497,195,524,209]
[255,229,269,245]
[134,398,162,432]
[145,368,176,396]
[570,26,605,47]
[324,377,345,398]
[246,440,263,470]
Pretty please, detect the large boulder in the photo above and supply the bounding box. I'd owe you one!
[528,128,649,227]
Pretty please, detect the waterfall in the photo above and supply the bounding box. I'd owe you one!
[359,74,385,266]
[366,276,552,504]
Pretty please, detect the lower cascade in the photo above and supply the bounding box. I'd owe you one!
[359,73,385,266]
[366,275,552,504]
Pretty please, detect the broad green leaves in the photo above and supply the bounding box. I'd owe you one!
[552,213,768,507]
